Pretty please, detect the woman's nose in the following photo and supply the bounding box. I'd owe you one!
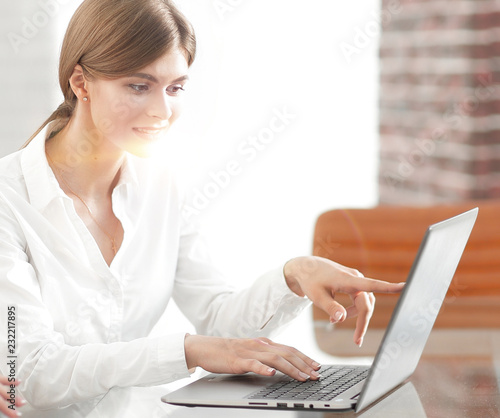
[147,91,173,121]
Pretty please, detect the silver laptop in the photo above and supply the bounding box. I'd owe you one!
[162,208,478,413]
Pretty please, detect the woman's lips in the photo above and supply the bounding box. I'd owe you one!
[132,126,167,139]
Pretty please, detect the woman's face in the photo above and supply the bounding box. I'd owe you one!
[85,49,189,158]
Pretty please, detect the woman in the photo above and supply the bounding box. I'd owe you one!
[0,0,403,415]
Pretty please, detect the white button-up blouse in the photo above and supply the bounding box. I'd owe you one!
[0,127,310,411]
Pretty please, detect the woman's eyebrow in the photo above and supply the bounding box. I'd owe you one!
[172,75,189,83]
[129,73,189,83]
[130,73,158,82]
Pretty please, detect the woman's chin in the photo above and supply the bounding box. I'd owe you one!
[126,131,169,158]
[127,145,156,158]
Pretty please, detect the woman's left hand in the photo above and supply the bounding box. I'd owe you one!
[284,256,404,347]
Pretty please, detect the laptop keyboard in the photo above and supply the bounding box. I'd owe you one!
[248,365,369,401]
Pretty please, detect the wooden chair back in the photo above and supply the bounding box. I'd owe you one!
[312,201,500,330]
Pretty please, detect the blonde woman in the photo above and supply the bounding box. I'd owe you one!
[0,0,403,415]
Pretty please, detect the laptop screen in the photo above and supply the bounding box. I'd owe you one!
[356,208,478,411]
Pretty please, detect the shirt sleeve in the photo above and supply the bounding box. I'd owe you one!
[0,197,190,410]
[172,217,311,339]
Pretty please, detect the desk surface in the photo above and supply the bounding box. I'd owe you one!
[20,331,500,418]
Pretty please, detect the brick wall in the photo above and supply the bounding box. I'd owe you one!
[378,0,500,204]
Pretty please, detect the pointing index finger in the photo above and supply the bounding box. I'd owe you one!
[339,276,405,295]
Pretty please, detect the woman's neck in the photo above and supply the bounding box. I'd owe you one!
[45,115,125,200]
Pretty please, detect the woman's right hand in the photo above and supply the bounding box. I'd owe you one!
[184,334,322,381]
[0,375,24,418]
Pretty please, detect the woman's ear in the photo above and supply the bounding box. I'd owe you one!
[68,64,89,101]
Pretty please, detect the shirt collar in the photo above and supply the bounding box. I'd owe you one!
[21,126,65,211]
[21,125,140,211]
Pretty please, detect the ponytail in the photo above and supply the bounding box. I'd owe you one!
[22,96,76,149]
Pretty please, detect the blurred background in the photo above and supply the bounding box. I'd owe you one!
[1,1,499,357]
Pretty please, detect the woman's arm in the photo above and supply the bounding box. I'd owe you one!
[178,257,403,381]
[172,221,311,340]
[0,197,190,410]
[173,223,403,381]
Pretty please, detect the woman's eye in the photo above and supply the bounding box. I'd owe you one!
[128,84,149,93]
[167,84,185,95]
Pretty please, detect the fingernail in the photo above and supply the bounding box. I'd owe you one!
[312,361,321,369]
[357,337,364,347]
[311,370,321,379]
[267,367,276,374]
[334,311,343,321]
[298,372,310,380]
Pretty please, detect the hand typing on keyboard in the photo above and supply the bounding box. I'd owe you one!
[184,257,403,385]
[184,335,323,383]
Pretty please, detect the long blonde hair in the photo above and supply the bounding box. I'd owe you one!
[24,0,196,147]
